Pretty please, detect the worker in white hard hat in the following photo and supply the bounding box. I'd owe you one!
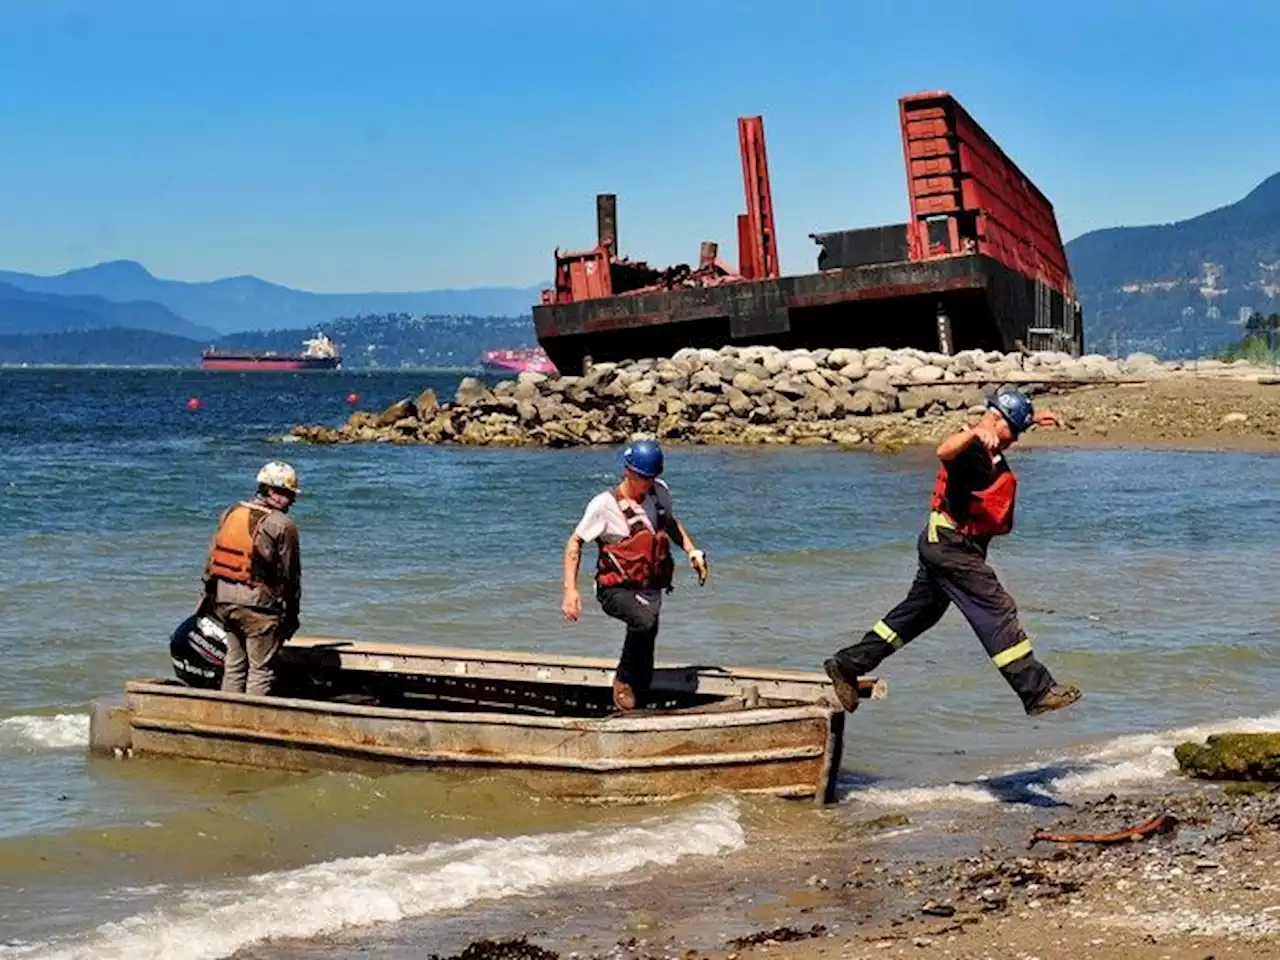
[201,461,302,696]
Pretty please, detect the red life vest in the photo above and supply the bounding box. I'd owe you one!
[207,501,273,584]
[596,492,675,590]
[930,455,1018,539]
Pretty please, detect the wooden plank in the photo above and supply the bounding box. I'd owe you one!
[124,680,837,733]
[129,717,826,772]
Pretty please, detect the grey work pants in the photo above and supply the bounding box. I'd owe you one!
[215,603,285,697]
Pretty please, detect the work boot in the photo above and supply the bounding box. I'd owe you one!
[823,659,859,713]
[612,679,637,711]
[1026,683,1082,716]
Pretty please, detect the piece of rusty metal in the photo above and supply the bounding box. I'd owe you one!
[738,115,779,280]
[596,193,617,254]
[1028,812,1179,849]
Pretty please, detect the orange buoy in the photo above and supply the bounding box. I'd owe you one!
[346,392,360,404]
[186,397,201,411]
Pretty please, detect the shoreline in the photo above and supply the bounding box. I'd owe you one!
[289,346,1280,454]
[269,783,1280,960]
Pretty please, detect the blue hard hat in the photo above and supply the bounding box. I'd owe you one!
[988,385,1035,434]
[621,438,664,478]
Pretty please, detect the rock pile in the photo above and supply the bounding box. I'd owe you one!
[289,346,1262,448]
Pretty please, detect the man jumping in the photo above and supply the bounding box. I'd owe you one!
[824,386,1081,717]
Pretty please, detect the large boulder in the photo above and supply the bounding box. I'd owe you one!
[1122,352,1161,372]
[772,377,808,400]
[626,398,662,418]
[826,348,860,369]
[844,389,896,416]
[725,386,755,417]
[1174,733,1280,781]
[515,399,538,424]
[375,398,417,428]
[732,370,768,395]
[860,371,895,396]
[798,370,826,391]
[626,378,656,398]
[345,410,379,431]
[690,367,723,392]
[414,389,440,417]
[454,377,492,407]
[812,390,838,419]
[897,386,950,414]
[683,390,719,409]
[910,364,946,383]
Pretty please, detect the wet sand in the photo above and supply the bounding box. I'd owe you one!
[253,786,1280,960]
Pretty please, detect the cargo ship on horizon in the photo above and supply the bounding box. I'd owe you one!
[481,347,557,375]
[201,333,341,371]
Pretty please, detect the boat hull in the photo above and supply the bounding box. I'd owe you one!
[200,356,341,371]
[116,680,843,802]
[92,640,877,804]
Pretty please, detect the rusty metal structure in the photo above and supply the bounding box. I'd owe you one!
[534,91,1083,374]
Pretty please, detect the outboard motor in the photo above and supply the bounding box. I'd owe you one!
[170,612,229,689]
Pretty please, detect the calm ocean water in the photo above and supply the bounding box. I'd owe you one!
[1,368,1277,957]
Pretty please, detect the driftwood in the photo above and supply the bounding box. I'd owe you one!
[1028,812,1179,849]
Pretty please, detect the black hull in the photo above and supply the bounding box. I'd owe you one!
[533,254,1083,375]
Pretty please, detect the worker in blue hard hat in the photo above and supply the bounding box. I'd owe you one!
[562,438,709,711]
[825,386,1082,717]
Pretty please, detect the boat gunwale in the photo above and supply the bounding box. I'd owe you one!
[280,636,884,703]
[286,635,835,684]
[124,678,840,733]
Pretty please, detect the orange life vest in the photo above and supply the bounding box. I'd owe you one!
[596,492,675,590]
[208,501,273,584]
[930,455,1018,539]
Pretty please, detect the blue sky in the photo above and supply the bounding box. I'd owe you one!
[0,0,1276,292]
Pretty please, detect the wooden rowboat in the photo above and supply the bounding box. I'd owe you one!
[90,637,883,804]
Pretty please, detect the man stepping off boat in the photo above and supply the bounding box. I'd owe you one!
[825,386,1082,717]
[562,439,710,711]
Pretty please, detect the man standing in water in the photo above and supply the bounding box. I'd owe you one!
[203,461,302,697]
[825,386,1082,717]
[562,439,710,711]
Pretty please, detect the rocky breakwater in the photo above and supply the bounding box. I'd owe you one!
[291,347,1192,449]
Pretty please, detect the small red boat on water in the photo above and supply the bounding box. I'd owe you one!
[481,347,557,375]
[201,333,342,371]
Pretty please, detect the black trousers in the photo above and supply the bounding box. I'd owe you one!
[832,525,1055,711]
[597,585,660,697]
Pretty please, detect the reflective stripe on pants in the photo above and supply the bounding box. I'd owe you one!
[831,524,1054,710]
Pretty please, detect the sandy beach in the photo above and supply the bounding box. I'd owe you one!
[393,786,1280,960]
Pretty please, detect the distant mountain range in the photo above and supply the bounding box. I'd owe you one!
[0,313,538,368]
[0,260,543,335]
[1068,173,1280,355]
[3,171,1279,366]
[0,281,219,341]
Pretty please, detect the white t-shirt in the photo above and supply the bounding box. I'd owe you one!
[575,480,675,603]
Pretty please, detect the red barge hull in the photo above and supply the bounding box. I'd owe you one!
[533,91,1083,375]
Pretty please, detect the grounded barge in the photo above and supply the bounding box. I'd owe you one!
[91,639,884,804]
[534,91,1082,375]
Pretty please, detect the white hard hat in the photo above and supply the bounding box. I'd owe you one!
[256,461,299,493]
